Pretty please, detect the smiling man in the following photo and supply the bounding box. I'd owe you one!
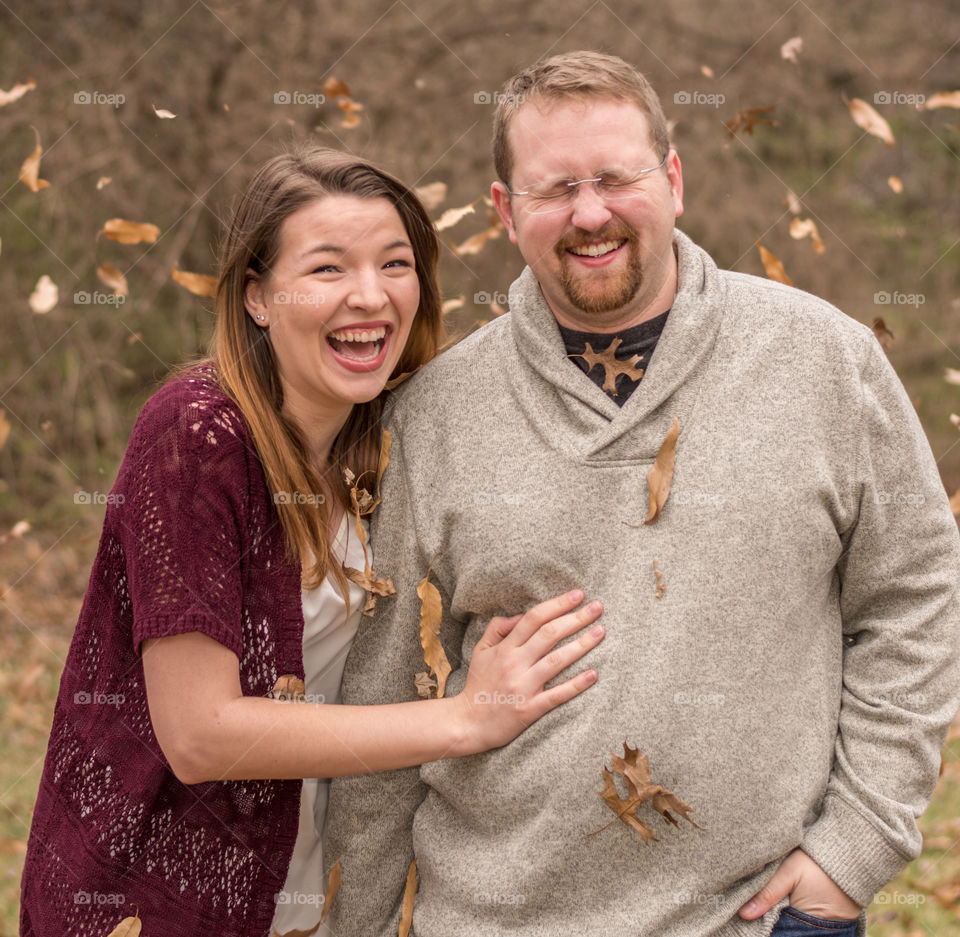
[325,52,960,937]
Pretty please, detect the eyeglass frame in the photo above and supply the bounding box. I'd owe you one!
[504,151,670,214]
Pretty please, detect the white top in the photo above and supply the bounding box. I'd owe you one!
[270,514,368,937]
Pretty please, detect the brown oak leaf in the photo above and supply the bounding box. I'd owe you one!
[570,337,645,396]
[645,416,680,524]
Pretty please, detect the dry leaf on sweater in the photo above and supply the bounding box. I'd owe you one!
[653,560,666,599]
[320,858,341,924]
[418,568,451,698]
[399,859,418,937]
[570,337,645,396]
[106,912,142,937]
[414,671,438,698]
[593,742,700,842]
[645,416,680,525]
[756,243,794,286]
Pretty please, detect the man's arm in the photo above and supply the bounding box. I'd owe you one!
[745,334,960,918]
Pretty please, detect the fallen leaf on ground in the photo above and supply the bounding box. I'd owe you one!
[570,337,644,396]
[844,95,895,146]
[171,268,217,297]
[101,218,160,244]
[756,242,794,286]
[19,127,50,192]
[645,416,680,525]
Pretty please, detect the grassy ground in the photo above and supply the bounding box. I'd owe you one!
[0,531,957,936]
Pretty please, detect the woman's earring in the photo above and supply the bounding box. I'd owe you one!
[256,315,265,321]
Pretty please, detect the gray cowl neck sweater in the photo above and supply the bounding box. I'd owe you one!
[325,230,960,937]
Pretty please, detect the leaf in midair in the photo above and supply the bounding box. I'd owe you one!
[29,275,58,314]
[756,242,794,286]
[872,317,894,349]
[452,219,503,256]
[783,189,801,215]
[645,415,680,525]
[152,104,176,119]
[96,176,112,190]
[949,488,960,517]
[105,912,142,937]
[724,104,778,137]
[441,296,465,316]
[0,411,10,451]
[417,569,450,698]
[0,77,36,107]
[19,127,50,192]
[322,77,352,98]
[171,267,217,297]
[844,96,894,146]
[414,181,447,211]
[593,742,700,842]
[922,91,960,110]
[946,368,960,386]
[97,263,128,297]
[570,337,645,396]
[435,201,476,232]
[700,64,714,79]
[780,36,803,63]
[398,860,417,937]
[788,217,825,254]
[102,219,161,244]
[887,175,903,193]
[338,98,364,128]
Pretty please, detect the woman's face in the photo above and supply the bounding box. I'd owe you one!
[245,194,420,429]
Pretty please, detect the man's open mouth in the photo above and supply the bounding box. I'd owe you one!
[326,325,389,362]
[565,239,627,258]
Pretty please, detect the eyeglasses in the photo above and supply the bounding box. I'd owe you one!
[506,153,668,215]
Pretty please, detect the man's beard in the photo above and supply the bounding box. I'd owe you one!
[555,224,642,315]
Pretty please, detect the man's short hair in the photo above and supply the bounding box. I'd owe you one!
[492,51,670,186]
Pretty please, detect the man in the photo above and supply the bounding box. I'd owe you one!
[325,51,960,936]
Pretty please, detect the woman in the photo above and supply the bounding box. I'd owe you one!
[18,145,604,937]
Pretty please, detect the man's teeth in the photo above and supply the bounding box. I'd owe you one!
[568,239,624,257]
[329,326,387,343]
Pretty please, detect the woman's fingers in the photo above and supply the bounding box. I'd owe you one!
[478,613,523,648]
[527,618,605,687]
[524,665,600,722]
[503,590,587,647]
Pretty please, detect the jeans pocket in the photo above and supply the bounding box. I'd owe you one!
[770,905,860,935]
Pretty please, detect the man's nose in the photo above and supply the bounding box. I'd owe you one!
[568,181,614,230]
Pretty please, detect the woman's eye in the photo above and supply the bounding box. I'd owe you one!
[384,258,413,269]
[312,264,339,274]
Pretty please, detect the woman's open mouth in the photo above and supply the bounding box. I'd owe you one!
[325,324,392,372]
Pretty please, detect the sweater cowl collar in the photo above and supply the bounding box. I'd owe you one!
[507,228,725,462]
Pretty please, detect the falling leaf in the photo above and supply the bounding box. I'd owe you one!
[417,568,450,699]
[0,411,9,451]
[700,65,714,79]
[789,217,825,254]
[724,104,777,137]
[844,96,894,146]
[569,337,645,396]
[97,263,128,297]
[152,104,176,119]
[105,912,141,937]
[949,488,960,516]
[29,275,58,314]
[653,560,666,600]
[593,742,700,842]
[435,201,476,232]
[441,296,465,315]
[887,175,903,193]
[946,368,960,386]
[452,220,503,256]
[320,858,341,924]
[490,300,506,317]
[872,317,894,349]
[645,416,680,525]
[921,91,960,110]
[96,176,112,190]
[414,181,447,211]
[11,520,30,538]
[780,37,803,63]
[171,267,217,297]
[0,77,36,107]
[338,98,364,128]
[414,671,438,698]
[322,77,352,98]
[756,242,794,286]
[19,127,50,192]
[783,189,801,214]
[398,860,417,937]
[102,219,160,244]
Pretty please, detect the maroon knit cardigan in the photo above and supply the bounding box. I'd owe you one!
[20,365,306,937]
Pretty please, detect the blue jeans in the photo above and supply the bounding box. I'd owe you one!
[769,906,860,935]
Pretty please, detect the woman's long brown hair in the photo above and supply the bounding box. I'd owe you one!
[209,145,442,592]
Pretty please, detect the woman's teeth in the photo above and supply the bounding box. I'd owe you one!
[327,326,387,361]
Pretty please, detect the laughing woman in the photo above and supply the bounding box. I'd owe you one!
[19,146,604,937]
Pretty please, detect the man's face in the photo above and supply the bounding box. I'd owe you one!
[491,97,684,332]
